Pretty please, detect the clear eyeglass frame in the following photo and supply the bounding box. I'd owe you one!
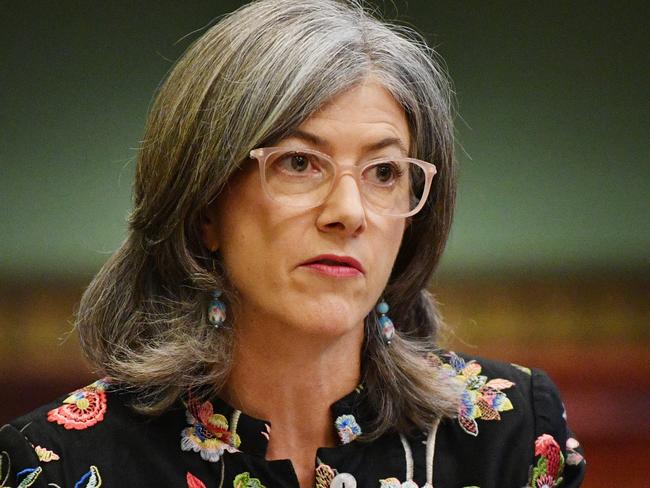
[249,147,437,218]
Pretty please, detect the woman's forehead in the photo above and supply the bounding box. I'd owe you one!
[282,80,410,154]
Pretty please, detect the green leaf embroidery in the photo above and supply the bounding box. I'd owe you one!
[233,472,266,488]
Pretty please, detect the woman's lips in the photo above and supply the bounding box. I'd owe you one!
[301,262,363,278]
[299,254,365,278]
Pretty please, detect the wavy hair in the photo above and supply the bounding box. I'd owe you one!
[76,0,460,439]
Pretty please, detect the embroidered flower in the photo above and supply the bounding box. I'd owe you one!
[526,434,565,488]
[186,472,207,488]
[565,437,584,466]
[439,352,514,436]
[181,399,241,463]
[34,445,59,462]
[334,414,362,444]
[233,472,266,488]
[315,463,359,488]
[315,463,336,488]
[379,478,419,488]
[379,479,401,488]
[47,379,110,430]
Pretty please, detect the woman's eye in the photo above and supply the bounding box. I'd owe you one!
[375,163,395,182]
[289,155,309,172]
[276,152,317,173]
[369,162,403,184]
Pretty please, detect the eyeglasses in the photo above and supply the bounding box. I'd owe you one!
[249,147,437,217]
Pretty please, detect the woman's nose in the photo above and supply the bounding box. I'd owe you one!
[316,174,367,236]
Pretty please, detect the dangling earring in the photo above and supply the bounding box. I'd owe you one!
[207,254,226,328]
[376,298,395,344]
[207,290,226,328]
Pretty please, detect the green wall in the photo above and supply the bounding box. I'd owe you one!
[1,1,648,280]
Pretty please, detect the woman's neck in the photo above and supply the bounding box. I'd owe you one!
[222,313,364,487]
[224,315,363,433]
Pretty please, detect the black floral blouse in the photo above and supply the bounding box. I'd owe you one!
[0,352,586,487]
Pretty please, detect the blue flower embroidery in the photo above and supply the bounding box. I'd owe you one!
[335,414,361,444]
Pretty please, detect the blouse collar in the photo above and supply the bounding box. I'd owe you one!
[184,384,367,458]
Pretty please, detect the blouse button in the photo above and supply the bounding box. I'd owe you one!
[330,473,357,488]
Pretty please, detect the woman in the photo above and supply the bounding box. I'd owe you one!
[0,1,585,487]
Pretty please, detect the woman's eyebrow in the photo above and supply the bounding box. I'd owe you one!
[285,129,408,156]
[365,137,409,156]
[284,129,327,148]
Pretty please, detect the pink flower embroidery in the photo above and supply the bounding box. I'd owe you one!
[47,379,110,430]
[527,433,565,488]
[535,434,562,480]
[566,437,585,466]
[535,473,557,488]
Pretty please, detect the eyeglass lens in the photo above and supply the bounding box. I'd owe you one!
[263,150,426,216]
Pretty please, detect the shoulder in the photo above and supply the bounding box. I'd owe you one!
[0,379,186,487]
[433,350,535,437]
[433,350,586,487]
[7,378,127,450]
[1,379,108,486]
[451,351,575,440]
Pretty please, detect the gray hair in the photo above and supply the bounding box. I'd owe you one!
[77,0,460,439]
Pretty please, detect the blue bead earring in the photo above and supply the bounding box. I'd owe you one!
[208,290,226,328]
[376,298,395,344]
[207,253,226,328]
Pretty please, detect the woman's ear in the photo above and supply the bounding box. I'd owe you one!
[200,206,220,252]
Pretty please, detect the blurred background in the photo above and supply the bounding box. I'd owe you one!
[1,1,648,486]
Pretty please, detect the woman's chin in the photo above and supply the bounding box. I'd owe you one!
[283,309,366,342]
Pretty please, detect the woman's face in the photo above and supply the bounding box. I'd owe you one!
[202,79,409,340]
